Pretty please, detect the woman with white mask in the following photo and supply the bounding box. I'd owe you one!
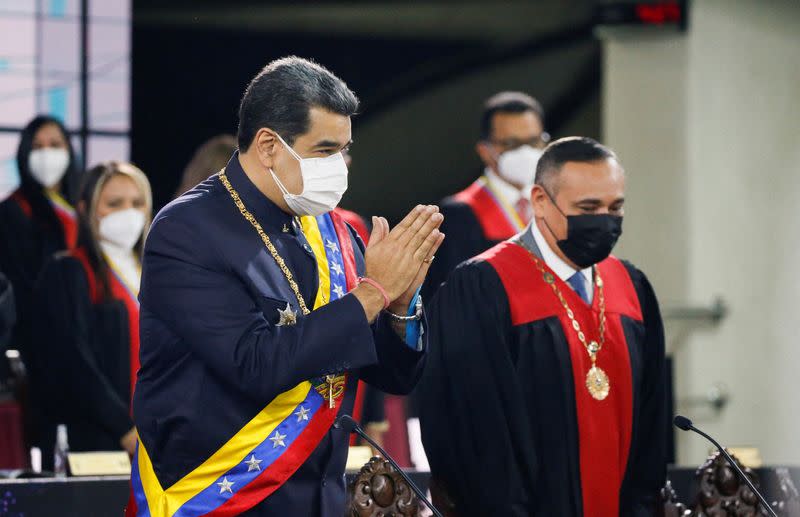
[27,161,151,469]
[0,115,80,367]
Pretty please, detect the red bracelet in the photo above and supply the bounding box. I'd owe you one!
[357,277,390,310]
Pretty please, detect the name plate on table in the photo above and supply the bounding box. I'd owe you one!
[346,446,374,472]
[67,451,131,476]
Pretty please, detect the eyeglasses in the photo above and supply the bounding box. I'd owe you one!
[486,132,551,151]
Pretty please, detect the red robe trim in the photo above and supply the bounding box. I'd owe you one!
[453,179,522,241]
[11,190,78,249]
[70,248,140,407]
[481,241,639,517]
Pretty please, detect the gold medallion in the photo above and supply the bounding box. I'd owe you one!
[586,366,610,400]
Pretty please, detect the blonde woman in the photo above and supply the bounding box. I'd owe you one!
[28,161,152,469]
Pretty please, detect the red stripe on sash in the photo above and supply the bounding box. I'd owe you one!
[203,397,340,517]
[332,207,369,244]
[484,241,637,516]
[329,211,358,290]
[329,211,365,442]
[453,181,518,241]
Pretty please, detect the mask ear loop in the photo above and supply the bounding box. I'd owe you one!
[538,186,568,242]
[270,132,305,197]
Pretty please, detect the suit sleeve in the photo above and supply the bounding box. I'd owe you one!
[418,262,537,516]
[142,212,424,405]
[32,257,133,441]
[622,263,668,517]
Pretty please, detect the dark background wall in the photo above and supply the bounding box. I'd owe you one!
[132,0,601,219]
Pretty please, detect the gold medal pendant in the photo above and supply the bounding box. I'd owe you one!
[586,365,610,400]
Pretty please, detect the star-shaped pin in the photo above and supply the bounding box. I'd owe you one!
[333,284,345,298]
[325,239,339,254]
[294,406,310,422]
[245,455,262,472]
[276,303,297,326]
[217,477,234,494]
[330,262,344,277]
[269,431,287,448]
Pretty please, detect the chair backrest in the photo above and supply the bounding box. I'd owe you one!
[692,450,763,514]
[346,456,420,517]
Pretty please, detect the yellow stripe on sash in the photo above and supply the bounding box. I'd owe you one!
[45,190,76,217]
[136,381,313,516]
[479,176,526,231]
[299,216,331,310]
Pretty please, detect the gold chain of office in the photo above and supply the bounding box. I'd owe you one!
[218,169,341,407]
[518,241,610,400]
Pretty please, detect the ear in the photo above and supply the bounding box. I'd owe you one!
[252,128,279,169]
[530,184,549,218]
[475,141,496,169]
[77,200,87,217]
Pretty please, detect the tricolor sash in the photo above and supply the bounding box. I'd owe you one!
[453,176,526,241]
[129,211,358,517]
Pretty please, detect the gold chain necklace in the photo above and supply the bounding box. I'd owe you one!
[517,241,610,400]
[218,169,339,407]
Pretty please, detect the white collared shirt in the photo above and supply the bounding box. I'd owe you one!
[484,168,532,207]
[530,221,594,304]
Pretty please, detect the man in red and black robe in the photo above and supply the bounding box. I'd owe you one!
[422,91,548,301]
[418,137,667,516]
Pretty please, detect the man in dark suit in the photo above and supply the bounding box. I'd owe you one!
[128,56,443,517]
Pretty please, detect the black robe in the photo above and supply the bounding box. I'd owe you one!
[27,251,135,469]
[422,177,527,302]
[418,233,667,517]
[0,191,75,360]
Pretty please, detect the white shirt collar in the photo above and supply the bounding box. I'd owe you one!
[100,240,141,293]
[484,167,531,205]
[530,220,593,285]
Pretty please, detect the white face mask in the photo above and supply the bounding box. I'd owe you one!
[495,145,543,188]
[99,208,146,251]
[269,133,348,217]
[28,148,70,188]
[0,165,20,202]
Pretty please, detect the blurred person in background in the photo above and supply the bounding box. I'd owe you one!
[27,161,151,468]
[422,91,548,300]
[174,134,238,198]
[0,115,81,362]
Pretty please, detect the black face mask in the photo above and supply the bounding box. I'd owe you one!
[543,195,623,268]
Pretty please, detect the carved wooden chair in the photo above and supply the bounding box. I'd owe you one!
[346,456,420,517]
[661,450,800,516]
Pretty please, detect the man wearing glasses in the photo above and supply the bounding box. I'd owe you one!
[422,91,549,299]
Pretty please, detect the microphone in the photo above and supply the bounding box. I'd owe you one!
[673,415,777,517]
[335,414,443,517]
